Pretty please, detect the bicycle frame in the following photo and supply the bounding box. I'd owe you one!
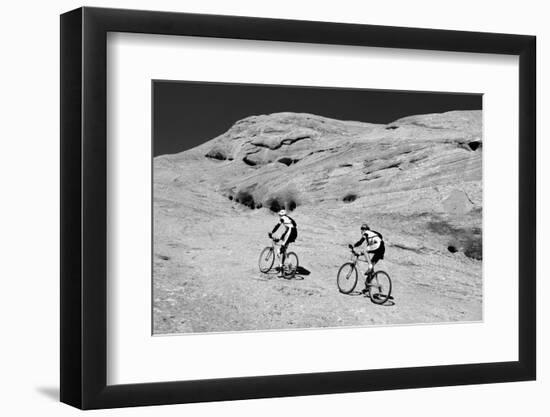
[270,237,287,262]
[261,237,299,278]
[349,248,373,276]
[338,247,391,303]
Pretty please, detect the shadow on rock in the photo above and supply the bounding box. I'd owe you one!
[295,266,310,276]
[286,265,311,280]
[341,290,396,306]
[255,265,310,281]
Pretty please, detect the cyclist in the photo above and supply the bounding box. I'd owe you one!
[268,209,298,276]
[349,223,385,285]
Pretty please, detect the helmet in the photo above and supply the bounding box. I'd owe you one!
[278,209,287,216]
[360,223,369,231]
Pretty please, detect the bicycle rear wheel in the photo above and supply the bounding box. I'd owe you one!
[337,263,358,294]
[369,271,392,304]
[283,252,299,278]
[258,247,275,272]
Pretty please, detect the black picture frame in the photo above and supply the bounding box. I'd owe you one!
[60,6,536,410]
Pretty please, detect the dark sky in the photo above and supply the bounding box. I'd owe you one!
[153,80,482,157]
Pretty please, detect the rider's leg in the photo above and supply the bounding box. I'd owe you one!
[279,232,291,274]
[362,252,379,293]
[277,245,287,275]
[364,253,374,276]
[366,248,382,274]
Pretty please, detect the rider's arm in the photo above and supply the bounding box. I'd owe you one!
[271,222,281,234]
[353,237,365,247]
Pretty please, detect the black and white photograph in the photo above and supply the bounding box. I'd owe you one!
[152,81,483,334]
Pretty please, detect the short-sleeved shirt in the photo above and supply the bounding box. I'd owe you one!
[362,230,382,251]
[279,215,296,230]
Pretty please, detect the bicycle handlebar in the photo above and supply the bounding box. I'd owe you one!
[348,244,362,257]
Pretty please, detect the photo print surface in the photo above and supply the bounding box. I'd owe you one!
[152,81,483,335]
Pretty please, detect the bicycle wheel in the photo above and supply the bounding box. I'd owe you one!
[369,271,392,304]
[337,262,358,294]
[258,247,275,273]
[283,252,299,278]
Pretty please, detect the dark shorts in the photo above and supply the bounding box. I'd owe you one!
[282,228,297,246]
[369,241,385,264]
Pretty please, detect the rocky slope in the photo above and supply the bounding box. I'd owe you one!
[153,111,482,334]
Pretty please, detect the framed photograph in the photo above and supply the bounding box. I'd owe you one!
[60,7,536,409]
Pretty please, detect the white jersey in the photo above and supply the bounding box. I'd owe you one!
[361,230,382,251]
[280,215,296,230]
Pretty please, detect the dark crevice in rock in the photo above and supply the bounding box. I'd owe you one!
[242,156,257,166]
[339,163,353,168]
[363,163,400,178]
[409,155,428,164]
[305,147,337,158]
[205,151,227,161]
[468,141,482,151]
[253,143,272,149]
[281,135,311,145]
[457,140,482,152]
[342,193,357,202]
[447,245,458,253]
[278,157,300,166]
[253,135,313,150]
[385,126,399,130]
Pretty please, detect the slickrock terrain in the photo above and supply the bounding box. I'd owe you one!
[153,110,482,334]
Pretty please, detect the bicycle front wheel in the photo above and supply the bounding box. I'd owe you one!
[283,252,299,277]
[337,262,358,294]
[258,247,275,272]
[369,271,392,304]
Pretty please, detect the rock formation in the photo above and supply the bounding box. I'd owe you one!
[153,111,482,334]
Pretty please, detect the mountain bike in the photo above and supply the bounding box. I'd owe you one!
[258,235,299,278]
[337,245,392,304]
